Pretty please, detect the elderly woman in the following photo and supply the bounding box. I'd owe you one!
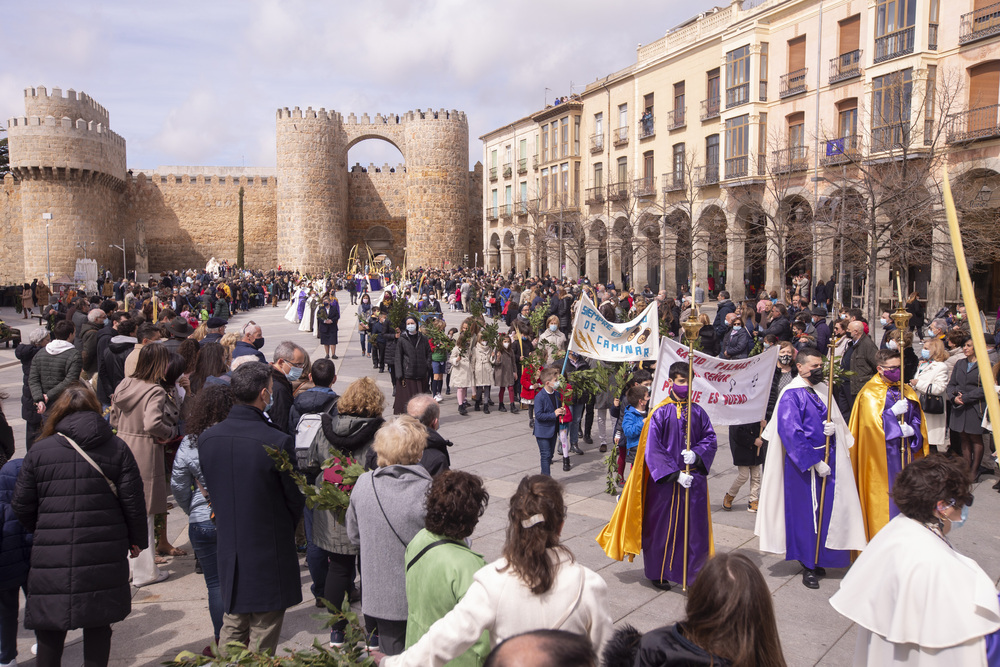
[376,475,612,666]
[947,337,988,482]
[911,338,950,452]
[347,416,433,655]
[13,383,146,666]
[831,454,1000,665]
[402,471,491,665]
[537,315,566,365]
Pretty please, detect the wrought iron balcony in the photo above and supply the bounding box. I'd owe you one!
[874,25,914,63]
[701,97,721,121]
[772,145,810,173]
[607,181,628,201]
[590,133,605,153]
[724,156,748,179]
[696,164,720,186]
[500,204,513,219]
[515,200,529,215]
[947,105,1000,143]
[829,50,863,84]
[662,171,686,192]
[532,154,539,170]
[821,135,860,165]
[502,163,512,179]
[613,126,629,147]
[871,122,911,152]
[667,108,686,130]
[585,185,605,205]
[634,176,656,197]
[517,158,527,174]
[961,2,1000,44]
[779,68,808,98]
[639,116,656,139]
[487,206,499,220]
[929,23,938,50]
[489,166,498,181]
[726,83,750,109]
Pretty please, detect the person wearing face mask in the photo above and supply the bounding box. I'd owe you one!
[269,341,307,435]
[597,362,718,591]
[357,295,374,358]
[232,321,266,364]
[878,311,897,349]
[849,349,929,541]
[538,315,567,365]
[317,293,340,360]
[831,454,1000,665]
[755,347,867,590]
[910,338,950,453]
[493,334,519,414]
[946,337,989,483]
[393,317,432,415]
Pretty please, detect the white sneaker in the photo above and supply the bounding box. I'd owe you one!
[434,394,443,403]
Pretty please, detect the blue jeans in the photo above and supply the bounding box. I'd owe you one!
[303,507,329,599]
[188,521,222,641]
[359,332,369,353]
[536,436,556,476]
[0,584,26,664]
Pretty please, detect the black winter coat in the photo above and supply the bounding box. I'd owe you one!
[268,368,295,435]
[0,459,31,591]
[12,411,147,631]
[99,336,136,406]
[395,332,432,380]
[15,343,42,424]
[604,624,731,667]
[420,428,452,477]
[199,405,304,614]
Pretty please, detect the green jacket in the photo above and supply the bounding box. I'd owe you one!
[404,528,490,666]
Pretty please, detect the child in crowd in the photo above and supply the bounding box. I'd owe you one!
[619,384,650,486]
[532,368,566,475]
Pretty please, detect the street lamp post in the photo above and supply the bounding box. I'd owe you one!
[42,213,52,286]
[109,238,126,280]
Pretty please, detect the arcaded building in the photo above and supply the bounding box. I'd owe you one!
[483,0,1000,312]
[1,86,482,284]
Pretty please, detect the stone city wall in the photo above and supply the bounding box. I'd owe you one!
[0,176,25,285]
[347,165,407,265]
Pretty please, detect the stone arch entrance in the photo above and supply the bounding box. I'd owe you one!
[364,225,395,264]
[488,232,501,270]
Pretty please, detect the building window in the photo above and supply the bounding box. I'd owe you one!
[705,134,720,184]
[831,16,863,83]
[594,163,603,188]
[540,168,549,208]
[726,45,751,108]
[925,65,937,144]
[758,113,768,175]
[704,68,721,119]
[673,83,686,128]
[928,0,939,49]
[872,69,913,150]
[560,118,569,158]
[541,126,548,162]
[616,104,628,144]
[781,37,807,98]
[617,156,628,184]
[874,0,916,62]
[561,163,569,206]
[725,114,750,178]
[672,143,685,181]
[574,116,581,156]
[519,181,528,212]
[759,43,769,101]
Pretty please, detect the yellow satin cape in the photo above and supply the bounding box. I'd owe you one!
[595,395,715,562]
[848,374,929,541]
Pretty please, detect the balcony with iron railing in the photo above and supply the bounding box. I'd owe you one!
[822,135,861,165]
[830,49,863,84]
[726,82,750,109]
[590,133,605,153]
[634,176,656,197]
[607,181,628,201]
[639,116,656,139]
[947,105,1000,143]
[517,157,527,174]
[724,156,748,179]
[874,25,914,63]
[487,206,499,220]
[701,96,721,121]
[929,23,938,50]
[532,154,539,170]
[961,2,1000,43]
[662,171,686,193]
[515,200,529,215]
[871,122,911,152]
[500,203,513,219]
[771,145,810,173]
[489,166,498,181]
[779,68,808,98]
[667,108,686,130]
[696,164,720,186]
[503,163,512,179]
[585,185,605,205]
[613,126,629,147]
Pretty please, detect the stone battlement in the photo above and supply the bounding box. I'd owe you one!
[131,170,276,187]
[276,106,467,124]
[349,163,406,174]
[7,116,125,147]
[6,115,127,181]
[24,86,110,126]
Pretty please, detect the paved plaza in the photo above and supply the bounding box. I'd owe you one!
[1,296,998,665]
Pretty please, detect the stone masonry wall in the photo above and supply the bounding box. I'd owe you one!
[347,166,406,266]
[0,176,24,284]
[127,173,278,272]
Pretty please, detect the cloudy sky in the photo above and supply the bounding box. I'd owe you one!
[1,0,712,171]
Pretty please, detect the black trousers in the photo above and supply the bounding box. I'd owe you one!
[36,626,113,667]
[324,552,358,633]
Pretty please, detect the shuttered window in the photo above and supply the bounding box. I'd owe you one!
[788,36,807,72]
[839,15,861,53]
[969,61,1000,109]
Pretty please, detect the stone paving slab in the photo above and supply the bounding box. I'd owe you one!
[1,296,999,665]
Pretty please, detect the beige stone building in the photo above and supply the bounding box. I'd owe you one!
[483,0,1000,312]
[1,88,483,284]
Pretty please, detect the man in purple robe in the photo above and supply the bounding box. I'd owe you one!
[641,362,717,591]
[756,347,867,589]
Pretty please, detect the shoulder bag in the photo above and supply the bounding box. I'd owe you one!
[63,434,117,496]
[920,390,944,415]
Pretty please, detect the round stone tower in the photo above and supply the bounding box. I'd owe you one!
[6,86,126,283]
[275,107,348,274]
[402,109,470,269]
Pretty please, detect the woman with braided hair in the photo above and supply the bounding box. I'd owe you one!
[375,475,612,666]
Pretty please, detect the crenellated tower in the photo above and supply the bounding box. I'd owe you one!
[6,86,126,283]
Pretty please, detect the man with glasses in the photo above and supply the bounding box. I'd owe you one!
[268,341,306,434]
[233,321,266,363]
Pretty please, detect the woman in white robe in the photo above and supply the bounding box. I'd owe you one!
[830,453,1000,666]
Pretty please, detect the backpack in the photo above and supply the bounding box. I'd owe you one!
[293,396,338,475]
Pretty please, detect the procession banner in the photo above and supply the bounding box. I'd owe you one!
[566,293,658,362]
[651,337,779,426]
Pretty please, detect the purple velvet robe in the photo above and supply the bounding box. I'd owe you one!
[295,291,308,320]
[777,387,850,569]
[641,401,717,586]
[882,387,925,519]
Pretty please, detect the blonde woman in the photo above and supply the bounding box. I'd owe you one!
[537,315,566,365]
[911,338,950,452]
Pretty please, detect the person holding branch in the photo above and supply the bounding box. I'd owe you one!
[755,347,866,589]
[597,362,717,591]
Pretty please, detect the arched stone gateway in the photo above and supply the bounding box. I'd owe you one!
[276,107,471,273]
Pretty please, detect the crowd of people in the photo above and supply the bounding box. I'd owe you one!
[0,261,999,666]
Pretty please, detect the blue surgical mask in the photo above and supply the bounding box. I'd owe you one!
[407,323,417,333]
[948,504,970,529]
[921,349,930,360]
[549,324,558,332]
[880,318,887,326]
[286,365,303,382]
[264,389,274,413]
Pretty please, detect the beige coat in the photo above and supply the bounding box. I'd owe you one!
[110,377,179,514]
[472,342,495,387]
[449,345,475,389]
